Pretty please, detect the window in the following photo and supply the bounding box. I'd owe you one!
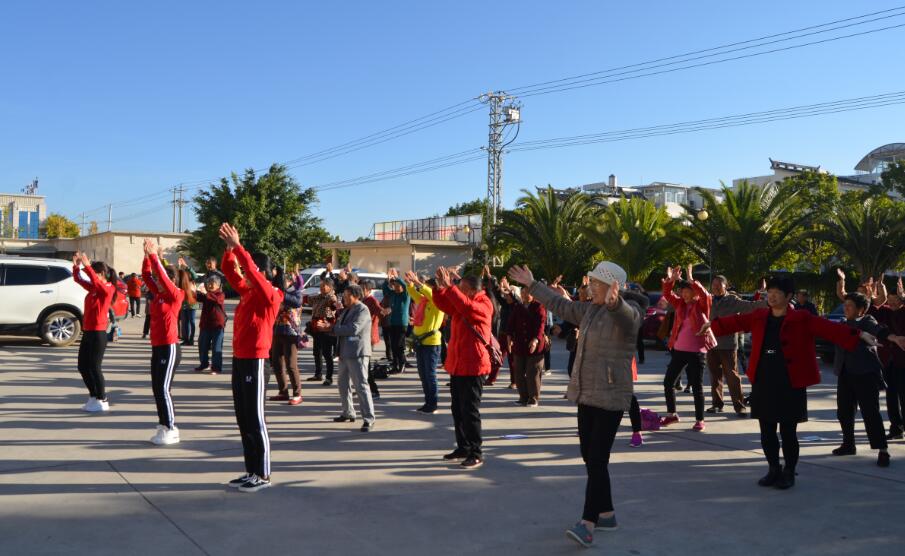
[3,265,49,286]
[48,266,72,283]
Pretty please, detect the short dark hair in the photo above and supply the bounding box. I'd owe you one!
[675,279,693,291]
[460,275,480,290]
[766,276,795,296]
[360,279,375,290]
[713,275,728,285]
[251,252,273,277]
[845,292,869,310]
[346,284,363,299]
[321,277,335,288]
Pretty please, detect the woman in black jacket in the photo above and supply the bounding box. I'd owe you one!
[833,292,905,467]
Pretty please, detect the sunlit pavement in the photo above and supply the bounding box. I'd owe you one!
[1,303,903,555]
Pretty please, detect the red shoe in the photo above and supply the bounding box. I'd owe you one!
[660,415,679,427]
[288,396,303,406]
[269,393,289,402]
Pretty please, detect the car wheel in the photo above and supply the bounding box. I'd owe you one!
[42,310,81,347]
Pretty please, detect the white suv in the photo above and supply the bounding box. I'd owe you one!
[0,256,90,346]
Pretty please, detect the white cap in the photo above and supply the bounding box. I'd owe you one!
[587,261,627,286]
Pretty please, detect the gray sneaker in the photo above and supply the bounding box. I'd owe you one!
[565,522,593,548]
[594,514,618,531]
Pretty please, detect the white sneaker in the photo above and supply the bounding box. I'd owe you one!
[150,425,180,445]
[84,398,110,413]
[81,397,97,411]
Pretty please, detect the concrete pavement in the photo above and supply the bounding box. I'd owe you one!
[1,306,904,555]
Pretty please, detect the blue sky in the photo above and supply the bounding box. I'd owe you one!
[2,1,904,240]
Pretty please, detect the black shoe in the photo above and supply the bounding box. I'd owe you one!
[705,406,724,414]
[323,379,333,386]
[878,451,891,467]
[333,415,355,423]
[461,455,484,469]
[306,376,323,382]
[758,466,782,487]
[372,393,381,400]
[417,406,438,414]
[735,408,748,418]
[832,444,856,456]
[443,448,469,461]
[886,430,904,440]
[360,423,372,433]
[683,386,691,393]
[775,468,796,490]
[194,365,209,372]
[674,383,684,391]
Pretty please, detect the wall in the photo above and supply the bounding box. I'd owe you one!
[413,246,472,272]
[348,245,414,273]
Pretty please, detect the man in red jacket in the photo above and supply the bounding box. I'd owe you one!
[431,267,493,469]
[219,223,284,493]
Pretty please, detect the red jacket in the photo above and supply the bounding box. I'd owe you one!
[73,264,115,331]
[431,286,493,376]
[663,279,717,351]
[222,245,283,359]
[197,290,227,330]
[868,304,905,367]
[506,300,546,356]
[362,294,382,346]
[142,254,184,346]
[711,307,860,389]
[127,275,143,298]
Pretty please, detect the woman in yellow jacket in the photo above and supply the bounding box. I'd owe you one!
[405,271,446,414]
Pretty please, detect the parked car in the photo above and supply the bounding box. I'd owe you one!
[0,257,127,347]
[815,303,846,364]
[641,292,668,347]
[297,267,388,310]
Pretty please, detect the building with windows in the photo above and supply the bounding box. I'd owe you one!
[321,214,481,273]
[579,174,722,217]
[0,192,46,239]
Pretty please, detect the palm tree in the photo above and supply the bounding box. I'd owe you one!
[491,186,598,284]
[680,180,812,290]
[583,197,681,283]
[817,193,905,279]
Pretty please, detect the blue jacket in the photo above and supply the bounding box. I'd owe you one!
[382,280,411,327]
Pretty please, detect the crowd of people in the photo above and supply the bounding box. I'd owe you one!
[68,231,905,547]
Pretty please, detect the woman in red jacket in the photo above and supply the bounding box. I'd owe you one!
[431,267,493,470]
[702,276,870,489]
[142,239,186,446]
[72,252,116,413]
[219,223,284,493]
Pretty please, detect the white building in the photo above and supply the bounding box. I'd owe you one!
[581,174,722,217]
[1,190,47,239]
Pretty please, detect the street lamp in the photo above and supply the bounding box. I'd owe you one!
[695,209,714,284]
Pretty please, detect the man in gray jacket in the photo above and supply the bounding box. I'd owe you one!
[707,275,767,416]
[330,284,376,432]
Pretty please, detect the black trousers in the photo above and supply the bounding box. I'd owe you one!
[629,395,642,433]
[577,404,624,524]
[77,331,108,400]
[567,349,577,377]
[636,325,645,365]
[233,358,271,478]
[883,362,905,434]
[663,350,706,421]
[312,332,335,380]
[129,296,141,317]
[143,298,152,337]
[450,375,484,457]
[759,419,799,471]
[388,325,407,371]
[837,372,887,450]
[151,344,180,428]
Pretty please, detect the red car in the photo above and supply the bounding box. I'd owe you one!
[111,279,129,321]
[641,293,669,348]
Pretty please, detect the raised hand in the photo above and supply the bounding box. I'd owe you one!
[447,267,462,282]
[552,284,570,299]
[143,239,157,256]
[72,252,80,266]
[836,268,846,281]
[218,223,241,249]
[898,276,904,298]
[404,270,420,285]
[435,266,450,288]
[581,275,589,287]
[686,264,694,281]
[758,277,767,291]
[177,256,187,268]
[552,274,563,287]
[507,265,535,286]
[482,264,491,278]
[325,262,334,273]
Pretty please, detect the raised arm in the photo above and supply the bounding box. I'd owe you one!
[807,312,860,351]
[148,253,179,302]
[232,245,278,304]
[507,265,589,325]
[141,256,160,295]
[721,294,769,314]
[709,311,756,337]
[220,249,244,292]
[836,268,847,302]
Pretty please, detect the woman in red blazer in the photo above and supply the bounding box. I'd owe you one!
[702,276,871,490]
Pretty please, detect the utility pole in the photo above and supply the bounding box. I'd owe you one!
[107,204,113,232]
[171,187,178,232]
[479,91,521,263]
[172,185,189,233]
[80,212,86,237]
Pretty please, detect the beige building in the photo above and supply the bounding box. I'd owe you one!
[0,230,190,273]
[321,214,482,273]
[1,190,47,239]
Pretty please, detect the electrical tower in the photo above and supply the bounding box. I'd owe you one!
[171,185,189,232]
[479,91,520,262]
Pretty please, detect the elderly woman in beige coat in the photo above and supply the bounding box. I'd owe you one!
[508,261,643,549]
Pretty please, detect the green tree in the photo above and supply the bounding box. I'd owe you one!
[445,198,488,217]
[881,160,905,197]
[816,192,905,279]
[779,170,840,272]
[182,164,333,268]
[491,186,597,284]
[680,181,812,290]
[43,213,80,238]
[583,197,682,283]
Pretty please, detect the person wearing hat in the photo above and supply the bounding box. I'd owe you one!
[701,276,875,489]
[793,289,818,316]
[508,261,643,549]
